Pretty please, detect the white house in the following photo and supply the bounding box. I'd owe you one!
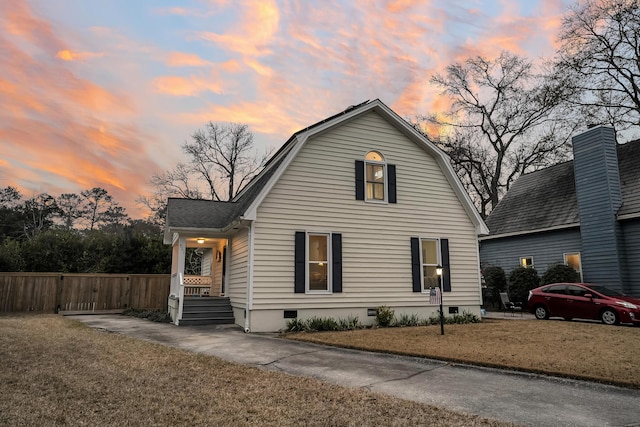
[164,99,489,332]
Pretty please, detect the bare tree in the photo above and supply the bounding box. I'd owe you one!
[184,122,270,201]
[418,51,577,218]
[553,0,640,130]
[139,122,271,223]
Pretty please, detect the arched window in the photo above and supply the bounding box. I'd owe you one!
[365,151,386,201]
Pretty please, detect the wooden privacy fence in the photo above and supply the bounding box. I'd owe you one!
[0,273,170,313]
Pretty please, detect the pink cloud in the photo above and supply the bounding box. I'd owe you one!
[56,49,104,61]
[166,52,210,67]
[153,74,224,96]
[0,0,160,216]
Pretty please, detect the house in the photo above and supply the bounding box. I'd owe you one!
[479,126,640,297]
[163,99,489,332]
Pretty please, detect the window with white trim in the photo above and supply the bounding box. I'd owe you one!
[308,233,330,292]
[421,238,440,291]
[365,151,386,202]
[294,232,342,294]
[520,256,534,268]
[564,252,583,281]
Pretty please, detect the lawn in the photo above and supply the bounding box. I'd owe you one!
[0,315,510,427]
[287,318,640,388]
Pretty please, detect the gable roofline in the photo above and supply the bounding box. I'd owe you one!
[241,99,489,235]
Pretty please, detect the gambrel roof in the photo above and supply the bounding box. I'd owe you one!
[164,99,489,243]
[484,138,640,238]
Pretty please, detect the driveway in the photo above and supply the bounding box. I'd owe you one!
[70,315,640,427]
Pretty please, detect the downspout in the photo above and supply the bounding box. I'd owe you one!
[243,221,255,333]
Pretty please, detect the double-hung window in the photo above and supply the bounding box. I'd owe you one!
[564,252,583,281]
[411,237,450,293]
[365,151,386,201]
[294,232,342,294]
[308,234,329,292]
[421,239,440,291]
[520,256,534,268]
[355,151,397,203]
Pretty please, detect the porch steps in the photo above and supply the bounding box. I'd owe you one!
[180,297,234,326]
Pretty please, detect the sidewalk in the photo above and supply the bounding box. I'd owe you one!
[70,314,640,427]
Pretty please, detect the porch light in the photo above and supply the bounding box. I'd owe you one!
[197,238,205,244]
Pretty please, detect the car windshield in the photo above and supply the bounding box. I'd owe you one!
[586,285,624,298]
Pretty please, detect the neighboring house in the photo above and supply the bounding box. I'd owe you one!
[164,99,489,332]
[480,126,640,297]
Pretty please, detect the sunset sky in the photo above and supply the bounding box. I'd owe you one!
[0,0,573,217]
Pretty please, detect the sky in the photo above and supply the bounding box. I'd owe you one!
[0,0,573,218]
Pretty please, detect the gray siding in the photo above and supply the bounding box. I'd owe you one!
[480,228,582,278]
[573,127,625,291]
[621,219,640,296]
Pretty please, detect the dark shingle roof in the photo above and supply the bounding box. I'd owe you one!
[485,139,640,236]
[165,154,287,230]
[166,198,237,229]
[485,161,579,235]
[165,101,377,232]
[618,139,640,216]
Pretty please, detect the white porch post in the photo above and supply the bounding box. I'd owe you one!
[168,234,187,325]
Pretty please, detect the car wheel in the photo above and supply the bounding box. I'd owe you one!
[600,309,619,325]
[534,305,549,320]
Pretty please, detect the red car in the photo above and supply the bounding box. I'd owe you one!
[527,283,640,326]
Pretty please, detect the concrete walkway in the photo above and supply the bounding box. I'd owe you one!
[70,315,640,427]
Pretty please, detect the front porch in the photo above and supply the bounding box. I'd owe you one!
[167,234,232,326]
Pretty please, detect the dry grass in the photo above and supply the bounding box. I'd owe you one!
[0,315,511,427]
[287,319,640,388]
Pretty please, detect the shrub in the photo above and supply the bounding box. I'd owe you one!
[425,310,479,325]
[542,264,580,285]
[448,311,480,324]
[285,318,307,332]
[123,308,172,323]
[338,316,362,330]
[395,313,423,327]
[508,266,540,307]
[306,316,339,331]
[483,266,507,310]
[375,306,395,327]
[285,316,363,332]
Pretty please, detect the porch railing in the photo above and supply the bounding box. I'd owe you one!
[183,275,212,296]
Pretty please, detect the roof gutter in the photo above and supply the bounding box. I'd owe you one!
[617,212,640,221]
[163,217,251,244]
[479,222,580,241]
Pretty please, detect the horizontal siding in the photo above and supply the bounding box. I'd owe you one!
[252,111,481,310]
[480,228,582,278]
[228,228,248,307]
[621,219,640,297]
[573,128,624,289]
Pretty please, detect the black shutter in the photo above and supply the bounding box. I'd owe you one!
[355,160,365,200]
[388,164,397,203]
[332,233,342,293]
[410,237,421,292]
[294,232,305,293]
[441,238,451,292]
